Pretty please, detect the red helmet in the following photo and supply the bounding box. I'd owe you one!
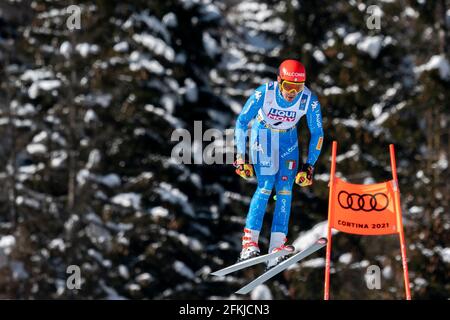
[278,59,306,82]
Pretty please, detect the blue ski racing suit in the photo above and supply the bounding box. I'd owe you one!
[234,81,324,236]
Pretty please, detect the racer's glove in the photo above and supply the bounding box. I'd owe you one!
[295,163,314,187]
[234,154,254,180]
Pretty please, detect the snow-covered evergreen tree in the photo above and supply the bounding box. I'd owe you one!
[0,0,448,299]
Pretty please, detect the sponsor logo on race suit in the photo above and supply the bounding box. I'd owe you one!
[267,108,296,122]
[316,113,322,128]
[316,137,323,150]
[281,142,298,158]
[259,160,272,167]
[256,82,310,130]
[278,189,291,195]
[255,90,262,101]
[281,198,287,213]
[252,141,264,153]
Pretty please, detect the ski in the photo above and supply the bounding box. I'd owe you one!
[211,245,295,277]
[235,237,328,295]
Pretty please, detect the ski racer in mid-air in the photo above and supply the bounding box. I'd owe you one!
[234,59,324,269]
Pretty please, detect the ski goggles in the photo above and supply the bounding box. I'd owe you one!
[280,80,305,94]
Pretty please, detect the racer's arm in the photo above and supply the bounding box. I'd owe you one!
[234,85,265,160]
[305,95,324,166]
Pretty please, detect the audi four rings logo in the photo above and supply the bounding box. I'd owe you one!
[338,191,389,212]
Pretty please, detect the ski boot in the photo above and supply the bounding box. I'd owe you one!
[237,242,260,262]
[237,228,260,262]
[265,244,295,271]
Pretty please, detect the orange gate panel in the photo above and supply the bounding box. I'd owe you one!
[331,178,398,235]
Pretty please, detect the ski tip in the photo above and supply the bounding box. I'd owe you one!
[317,237,328,245]
[210,271,224,277]
[235,288,249,295]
